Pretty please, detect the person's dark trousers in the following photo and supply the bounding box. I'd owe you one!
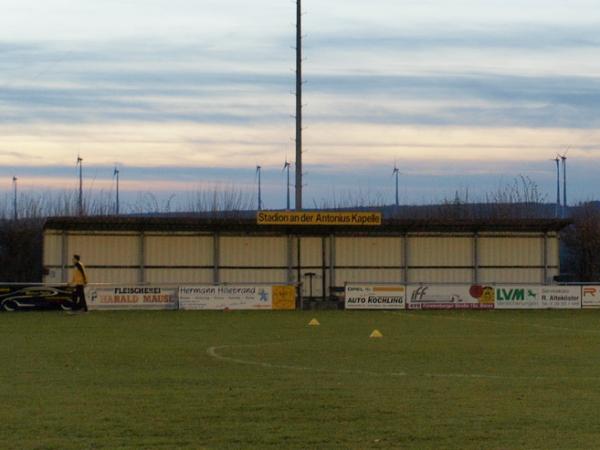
[72,285,88,312]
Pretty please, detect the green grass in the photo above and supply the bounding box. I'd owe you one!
[2,310,600,449]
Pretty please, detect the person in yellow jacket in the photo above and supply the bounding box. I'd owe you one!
[70,254,88,312]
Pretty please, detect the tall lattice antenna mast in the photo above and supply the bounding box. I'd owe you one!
[295,0,303,210]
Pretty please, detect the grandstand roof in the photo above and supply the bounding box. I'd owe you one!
[44,213,571,234]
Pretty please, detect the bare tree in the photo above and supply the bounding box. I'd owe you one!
[184,186,254,216]
[314,188,386,210]
[561,202,600,282]
[387,176,549,221]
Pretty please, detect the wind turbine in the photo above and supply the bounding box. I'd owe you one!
[392,162,400,207]
[76,155,83,216]
[12,176,17,221]
[283,158,291,210]
[114,165,120,215]
[551,156,560,218]
[256,165,262,211]
[559,150,568,217]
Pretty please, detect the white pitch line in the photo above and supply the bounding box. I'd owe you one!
[207,343,407,377]
[206,341,600,381]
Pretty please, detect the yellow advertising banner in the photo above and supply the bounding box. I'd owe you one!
[272,285,296,310]
[257,211,382,226]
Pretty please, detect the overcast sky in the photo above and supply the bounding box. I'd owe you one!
[1,0,599,209]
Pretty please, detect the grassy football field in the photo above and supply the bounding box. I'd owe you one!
[2,309,600,449]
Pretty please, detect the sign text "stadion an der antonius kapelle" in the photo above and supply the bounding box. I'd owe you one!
[257,211,382,226]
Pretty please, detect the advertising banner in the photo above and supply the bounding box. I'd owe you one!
[582,286,600,308]
[179,285,273,310]
[494,285,581,309]
[0,284,74,312]
[539,286,581,309]
[494,286,540,309]
[272,286,296,310]
[345,285,406,309]
[86,286,178,310]
[406,285,495,310]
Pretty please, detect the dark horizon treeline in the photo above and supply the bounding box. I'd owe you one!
[0,175,554,219]
[0,188,257,220]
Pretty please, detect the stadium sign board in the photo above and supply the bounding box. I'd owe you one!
[0,284,74,312]
[494,285,541,309]
[495,285,581,309]
[86,286,178,310]
[582,286,600,308]
[345,284,405,309]
[272,285,296,310]
[257,211,382,226]
[179,285,273,310]
[406,284,495,310]
[539,286,581,309]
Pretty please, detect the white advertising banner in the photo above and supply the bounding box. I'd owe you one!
[179,285,273,310]
[406,285,495,310]
[582,286,600,308]
[539,286,581,309]
[86,286,178,310]
[494,285,581,309]
[345,285,406,309]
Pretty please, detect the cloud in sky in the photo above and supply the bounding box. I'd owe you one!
[0,0,599,208]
